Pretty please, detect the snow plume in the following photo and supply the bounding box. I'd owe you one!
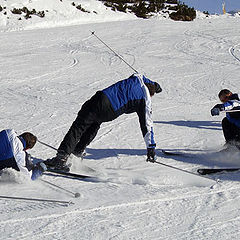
[0,168,30,183]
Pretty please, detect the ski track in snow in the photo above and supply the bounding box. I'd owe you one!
[1,183,240,239]
[1,15,240,240]
[229,44,240,62]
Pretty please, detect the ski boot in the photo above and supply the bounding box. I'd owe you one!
[45,150,71,172]
[220,141,240,153]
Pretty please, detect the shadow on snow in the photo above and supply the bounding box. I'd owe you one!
[154,120,222,131]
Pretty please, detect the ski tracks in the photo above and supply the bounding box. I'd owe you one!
[66,34,136,74]
[1,182,240,239]
[172,27,240,104]
[229,44,240,62]
[175,29,239,66]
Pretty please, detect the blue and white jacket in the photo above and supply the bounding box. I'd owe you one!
[217,93,240,128]
[102,74,156,149]
[0,129,32,179]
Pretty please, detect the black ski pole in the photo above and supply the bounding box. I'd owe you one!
[90,31,138,74]
[0,195,73,205]
[37,139,57,151]
[150,160,217,183]
[40,179,80,198]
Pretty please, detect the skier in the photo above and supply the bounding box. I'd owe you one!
[0,129,46,180]
[211,89,240,150]
[45,73,162,171]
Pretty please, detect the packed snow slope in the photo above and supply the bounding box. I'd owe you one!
[1,8,240,240]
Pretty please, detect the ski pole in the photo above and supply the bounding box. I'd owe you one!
[0,195,73,205]
[222,109,240,113]
[40,179,80,198]
[37,139,96,172]
[90,31,138,73]
[150,160,217,183]
[37,139,57,151]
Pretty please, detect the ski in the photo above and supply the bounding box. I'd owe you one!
[46,169,92,179]
[197,168,240,175]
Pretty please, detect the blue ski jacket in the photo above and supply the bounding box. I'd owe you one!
[0,129,39,180]
[102,74,157,149]
[216,93,240,128]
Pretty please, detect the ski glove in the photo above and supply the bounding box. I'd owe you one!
[229,93,240,101]
[155,82,162,93]
[211,107,220,116]
[146,148,157,163]
[31,162,47,181]
[25,153,34,171]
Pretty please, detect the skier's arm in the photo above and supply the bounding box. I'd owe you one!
[137,106,156,149]
[211,100,240,116]
[229,93,240,101]
[7,131,31,178]
[211,104,224,116]
[223,100,240,111]
[12,135,44,180]
[13,146,32,179]
[14,149,45,180]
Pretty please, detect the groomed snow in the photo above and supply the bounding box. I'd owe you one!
[1,1,240,239]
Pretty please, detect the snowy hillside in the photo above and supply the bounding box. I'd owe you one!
[0,0,137,31]
[1,0,239,32]
[1,0,240,239]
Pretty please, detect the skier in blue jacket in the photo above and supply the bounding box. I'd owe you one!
[46,73,162,171]
[211,89,240,150]
[0,129,46,180]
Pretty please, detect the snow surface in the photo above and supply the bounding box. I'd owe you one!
[1,1,240,239]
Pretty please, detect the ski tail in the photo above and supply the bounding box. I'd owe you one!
[197,168,240,175]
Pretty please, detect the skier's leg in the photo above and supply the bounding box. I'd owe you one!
[45,97,98,170]
[222,117,240,143]
[0,157,20,171]
[58,91,110,156]
[45,91,113,170]
[73,122,101,157]
[58,110,96,156]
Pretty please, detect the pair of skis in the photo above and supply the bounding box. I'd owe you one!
[161,150,240,175]
[49,150,239,178]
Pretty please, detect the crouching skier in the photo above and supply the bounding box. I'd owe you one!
[211,89,240,151]
[45,73,162,172]
[0,129,46,180]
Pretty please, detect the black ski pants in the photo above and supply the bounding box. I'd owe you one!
[58,91,116,155]
[222,117,240,142]
[0,157,19,171]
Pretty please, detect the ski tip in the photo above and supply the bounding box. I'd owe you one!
[197,169,205,175]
